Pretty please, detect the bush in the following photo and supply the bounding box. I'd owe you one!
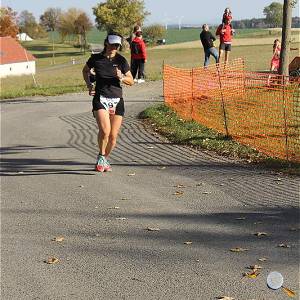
[143,24,166,45]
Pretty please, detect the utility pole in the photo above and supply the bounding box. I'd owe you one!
[279,0,293,76]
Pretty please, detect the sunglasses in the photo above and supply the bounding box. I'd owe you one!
[109,43,120,47]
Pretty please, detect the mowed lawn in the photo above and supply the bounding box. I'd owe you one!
[1,32,299,99]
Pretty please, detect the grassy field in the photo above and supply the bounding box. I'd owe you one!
[1,27,299,99]
[83,27,299,45]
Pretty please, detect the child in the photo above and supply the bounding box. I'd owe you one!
[222,7,233,30]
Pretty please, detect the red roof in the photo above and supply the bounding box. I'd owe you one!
[0,36,35,65]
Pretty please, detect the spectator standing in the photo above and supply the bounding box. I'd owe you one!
[200,24,219,67]
[130,27,147,83]
[216,18,234,64]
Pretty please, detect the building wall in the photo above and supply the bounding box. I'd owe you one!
[0,61,36,78]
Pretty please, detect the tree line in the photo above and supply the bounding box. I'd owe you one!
[1,1,299,47]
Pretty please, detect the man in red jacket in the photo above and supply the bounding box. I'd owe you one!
[130,27,147,83]
[216,19,235,64]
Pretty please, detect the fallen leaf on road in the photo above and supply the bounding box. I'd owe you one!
[289,227,299,231]
[128,172,136,176]
[108,206,120,209]
[278,243,291,248]
[174,191,184,195]
[79,185,84,188]
[258,257,268,262]
[157,166,166,170]
[174,184,186,188]
[230,247,249,252]
[236,217,246,220]
[243,270,260,278]
[146,227,160,231]
[121,197,129,201]
[45,257,59,264]
[116,217,127,220]
[196,183,204,186]
[282,287,296,298]
[52,237,64,242]
[254,232,268,237]
[216,297,235,300]
[202,191,211,194]
[248,265,262,271]
[184,241,192,245]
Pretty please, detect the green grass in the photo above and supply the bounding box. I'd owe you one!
[44,27,294,46]
[140,104,300,173]
[162,28,299,44]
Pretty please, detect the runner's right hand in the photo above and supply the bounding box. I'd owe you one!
[88,85,95,96]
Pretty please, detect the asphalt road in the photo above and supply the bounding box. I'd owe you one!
[1,81,299,300]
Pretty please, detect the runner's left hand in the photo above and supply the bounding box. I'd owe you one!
[116,68,123,80]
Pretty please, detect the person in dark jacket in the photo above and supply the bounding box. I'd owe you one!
[200,24,219,67]
[130,27,147,83]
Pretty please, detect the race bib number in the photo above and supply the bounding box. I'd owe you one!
[99,96,121,115]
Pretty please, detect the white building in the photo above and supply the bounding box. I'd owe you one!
[17,33,33,41]
[0,36,36,78]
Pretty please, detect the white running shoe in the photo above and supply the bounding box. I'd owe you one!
[133,79,138,83]
[137,79,145,83]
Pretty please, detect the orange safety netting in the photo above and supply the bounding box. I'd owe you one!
[163,58,300,162]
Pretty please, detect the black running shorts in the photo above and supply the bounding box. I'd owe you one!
[92,96,125,116]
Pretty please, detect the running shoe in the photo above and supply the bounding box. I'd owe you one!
[95,155,106,172]
[104,158,112,172]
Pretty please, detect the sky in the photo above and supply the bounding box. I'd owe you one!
[2,0,300,25]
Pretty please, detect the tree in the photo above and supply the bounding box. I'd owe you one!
[0,7,18,38]
[18,10,47,39]
[57,8,83,42]
[143,24,165,44]
[74,12,93,54]
[40,7,61,31]
[279,0,298,76]
[18,10,36,32]
[263,2,283,27]
[40,8,62,64]
[93,0,149,37]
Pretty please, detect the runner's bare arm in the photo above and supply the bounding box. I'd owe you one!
[82,64,95,95]
[116,68,134,86]
[82,64,93,88]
